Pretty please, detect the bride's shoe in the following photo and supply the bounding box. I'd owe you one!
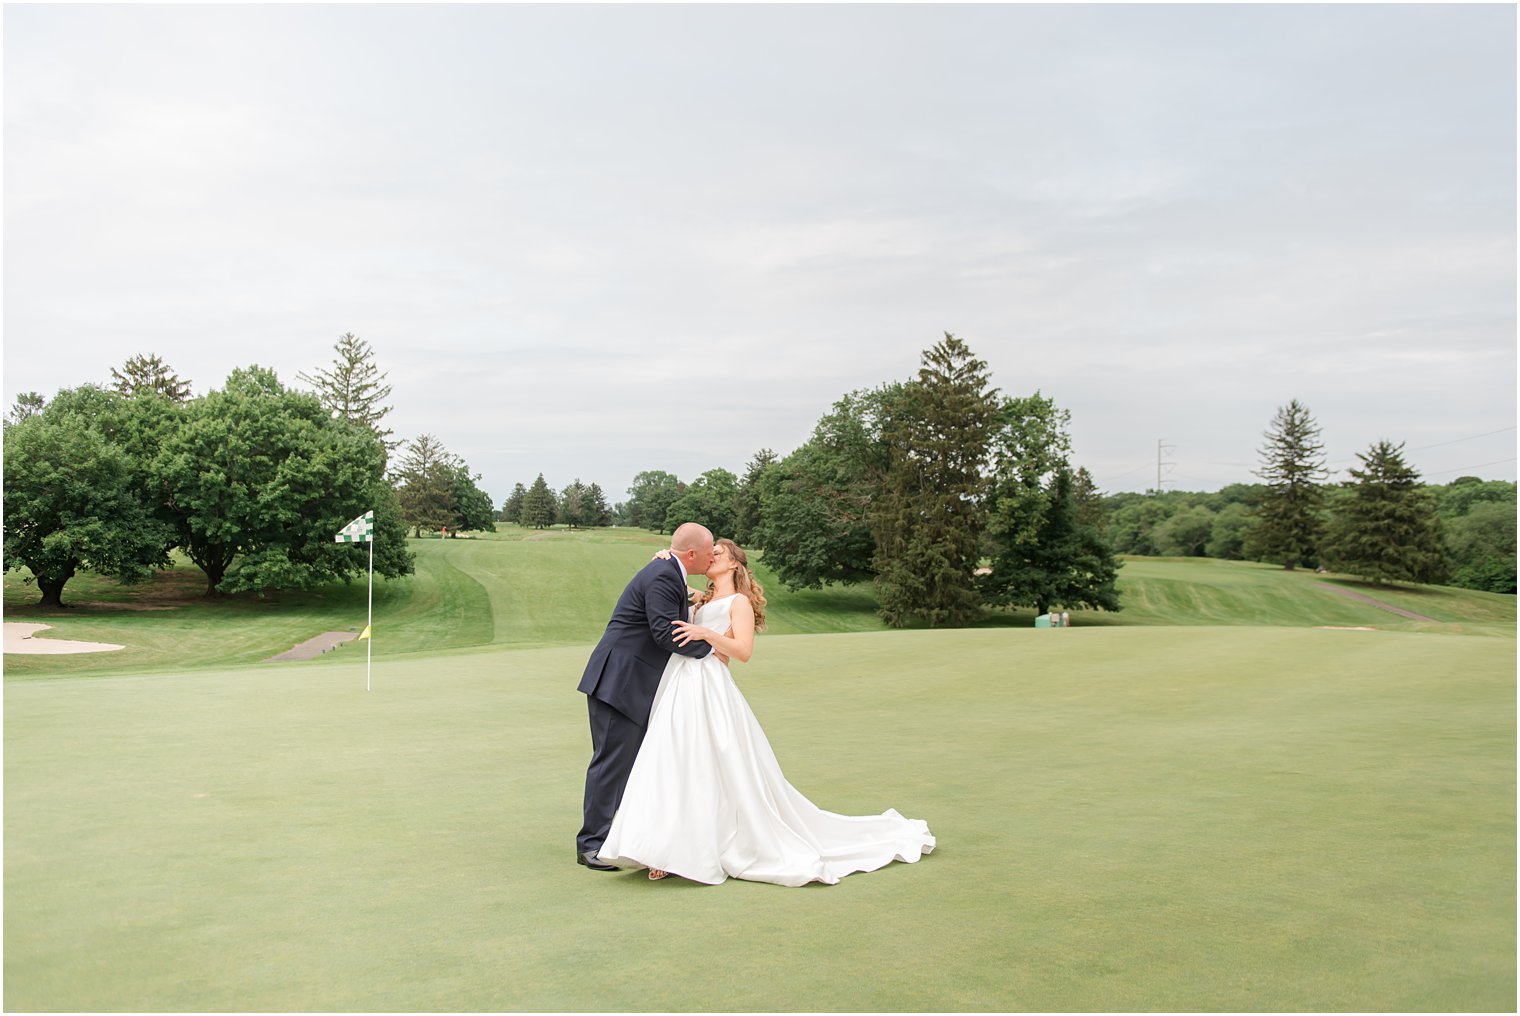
[648,868,669,881]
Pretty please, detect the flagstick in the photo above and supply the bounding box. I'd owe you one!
[366,534,374,692]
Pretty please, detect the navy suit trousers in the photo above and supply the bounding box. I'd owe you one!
[577,695,647,855]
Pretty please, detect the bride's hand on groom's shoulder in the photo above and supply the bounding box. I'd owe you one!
[652,549,673,561]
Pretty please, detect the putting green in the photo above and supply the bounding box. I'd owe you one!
[5,626,1513,1011]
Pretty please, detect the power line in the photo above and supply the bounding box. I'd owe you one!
[1408,426,1516,452]
[1421,458,1517,479]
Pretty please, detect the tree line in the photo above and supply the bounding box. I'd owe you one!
[505,334,1123,628]
[502,349,1514,626]
[1100,401,1513,590]
[4,335,495,606]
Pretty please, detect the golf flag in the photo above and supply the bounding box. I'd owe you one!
[333,510,377,691]
[335,511,374,543]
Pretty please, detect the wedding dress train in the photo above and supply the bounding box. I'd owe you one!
[597,594,935,886]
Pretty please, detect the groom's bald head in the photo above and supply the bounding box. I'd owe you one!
[670,522,715,575]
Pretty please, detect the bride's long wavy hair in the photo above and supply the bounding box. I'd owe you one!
[698,538,767,632]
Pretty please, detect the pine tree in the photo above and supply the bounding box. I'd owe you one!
[733,448,778,544]
[1251,399,1327,569]
[501,483,527,525]
[871,333,1000,628]
[986,467,1121,615]
[6,392,45,426]
[392,434,454,536]
[110,353,193,402]
[297,333,398,463]
[584,483,612,527]
[521,474,557,529]
[1071,466,1105,535]
[1322,440,1446,585]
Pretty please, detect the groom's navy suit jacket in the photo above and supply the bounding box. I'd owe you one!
[578,556,711,725]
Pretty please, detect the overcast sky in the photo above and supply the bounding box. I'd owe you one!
[5,4,1515,507]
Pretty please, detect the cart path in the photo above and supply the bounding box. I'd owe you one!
[1315,584,1438,622]
[268,631,359,661]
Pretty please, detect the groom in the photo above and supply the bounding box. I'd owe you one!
[575,521,716,870]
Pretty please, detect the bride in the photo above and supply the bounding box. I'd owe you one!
[596,538,935,886]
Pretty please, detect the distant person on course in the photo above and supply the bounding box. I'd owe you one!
[585,535,936,886]
[575,522,717,870]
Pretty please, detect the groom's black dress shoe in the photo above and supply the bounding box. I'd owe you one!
[578,850,618,871]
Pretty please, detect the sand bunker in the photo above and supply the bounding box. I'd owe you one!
[4,622,126,654]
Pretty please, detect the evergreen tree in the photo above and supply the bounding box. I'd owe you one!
[733,448,778,544]
[983,467,1121,615]
[297,332,398,464]
[871,333,1000,628]
[1070,466,1105,535]
[501,483,528,525]
[1321,440,1446,585]
[521,474,557,529]
[1251,399,1327,569]
[584,483,612,527]
[7,391,45,426]
[392,434,455,537]
[110,353,193,402]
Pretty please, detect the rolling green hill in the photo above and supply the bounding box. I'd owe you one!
[4,528,1513,678]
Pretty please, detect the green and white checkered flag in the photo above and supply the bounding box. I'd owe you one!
[334,511,375,543]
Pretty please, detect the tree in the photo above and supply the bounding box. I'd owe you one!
[501,483,527,525]
[158,366,412,595]
[664,468,740,536]
[1432,478,1516,593]
[392,434,455,536]
[297,332,399,464]
[1070,467,1106,535]
[1442,501,1516,593]
[1153,505,1216,557]
[3,386,176,606]
[521,474,557,529]
[1321,440,1446,585]
[981,392,1073,569]
[980,395,1121,615]
[110,353,193,402]
[449,465,497,533]
[1252,399,1327,569]
[559,479,588,528]
[622,471,685,533]
[584,483,613,527]
[872,333,1000,628]
[733,448,778,544]
[751,386,901,591]
[1205,502,1255,560]
[7,391,45,426]
[982,467,1120,615]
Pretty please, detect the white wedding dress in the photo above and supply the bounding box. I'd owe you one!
[597,593,935,886]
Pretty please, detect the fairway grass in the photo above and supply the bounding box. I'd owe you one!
[4,533,1514,679]
[6,626,1514,1011]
